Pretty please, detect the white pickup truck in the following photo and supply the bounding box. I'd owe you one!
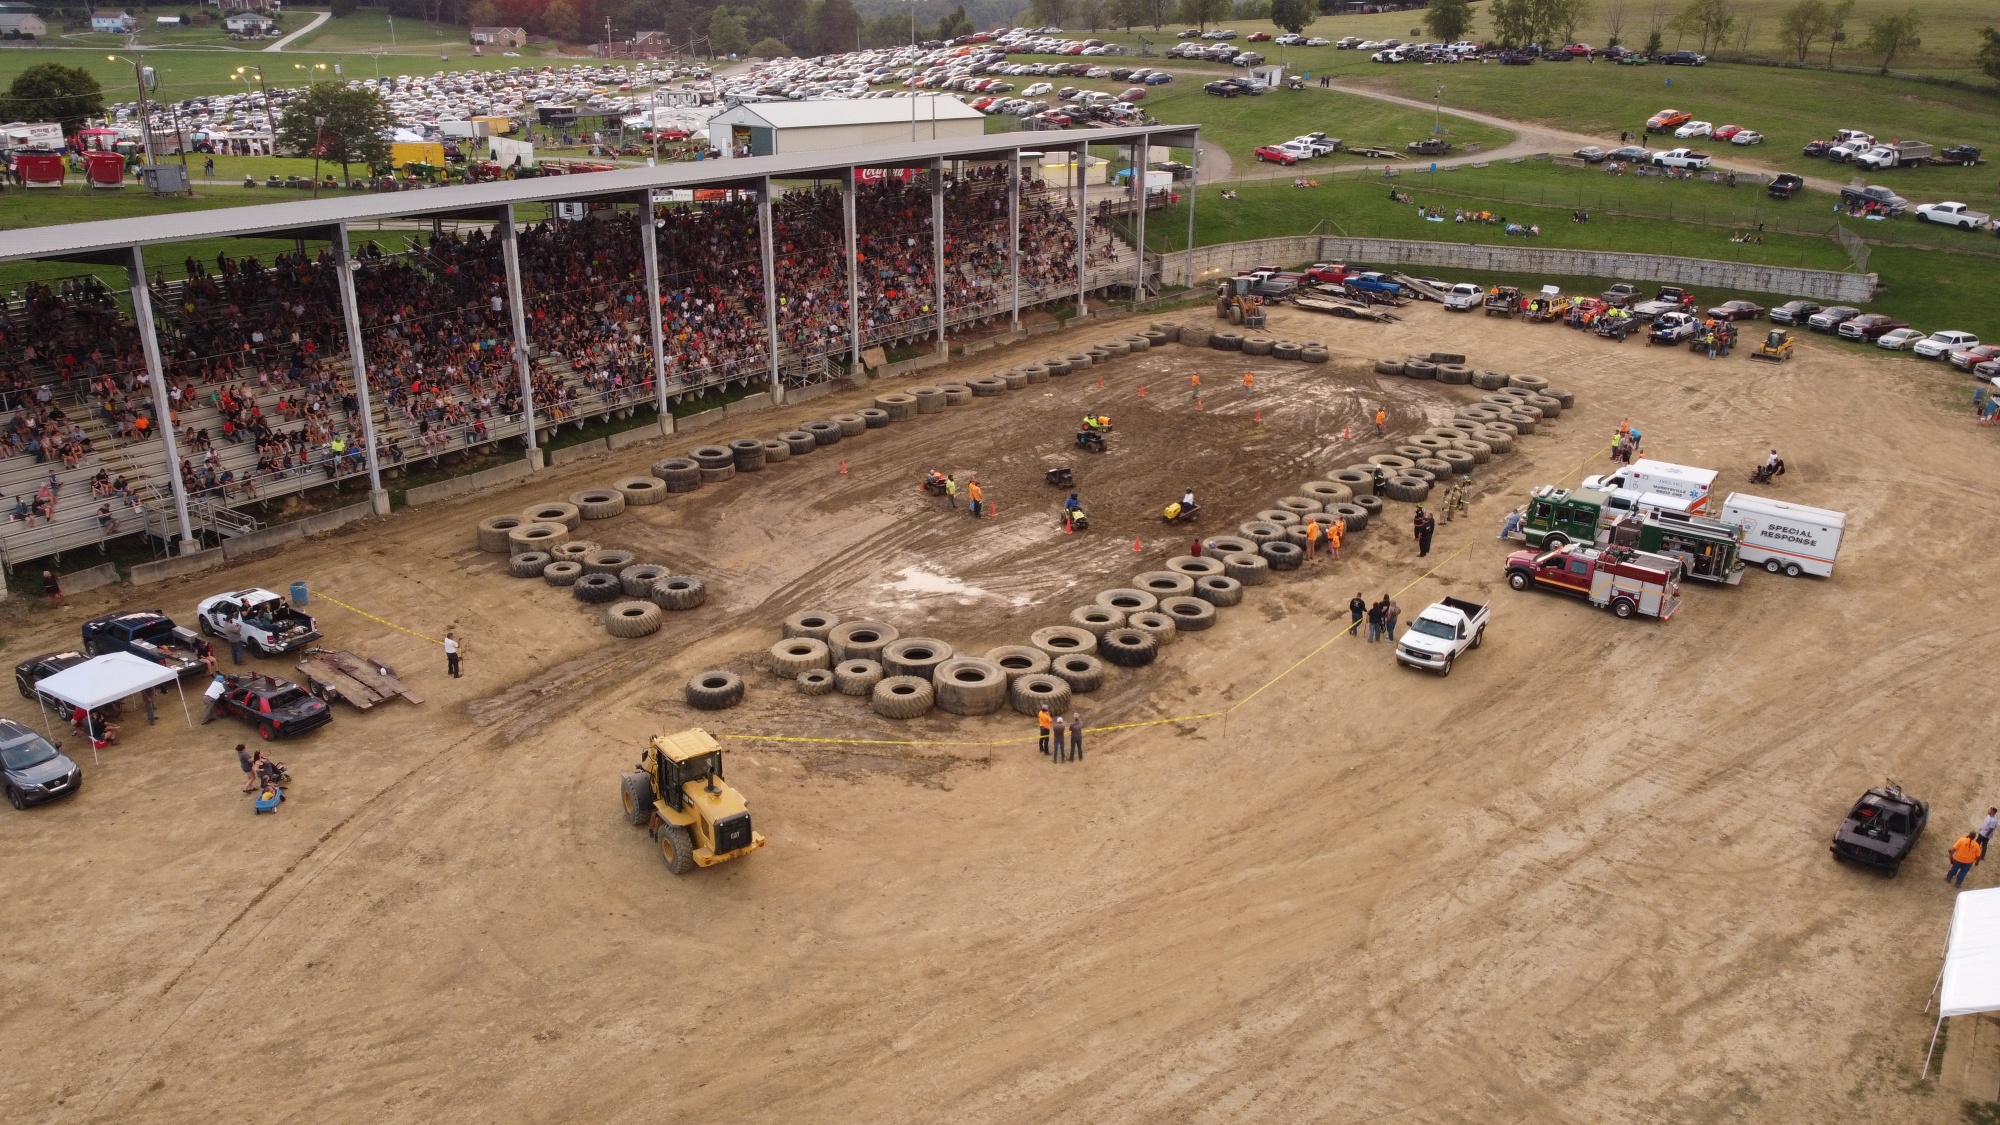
[196,587,322,655]
[1915,201,1992,230]
[1652,147,1712,170]
[1394,597,1489,676]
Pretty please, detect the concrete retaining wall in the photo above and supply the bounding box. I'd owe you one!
[129,547,224,586]
[1157,236,1323,289]
[606,420,669,450]
[404,456,534,507]
[677,406,724,432]
[221,501,373,562]
[547,438,608,466]
[724,395,774,419]
[877,351,949,379]
[59,561,121,594]
[786,381,835,404]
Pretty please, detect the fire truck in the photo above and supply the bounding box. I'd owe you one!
[1504,543,1683,620]
[1519,485,1744,583]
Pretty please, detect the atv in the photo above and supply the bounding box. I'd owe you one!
[1830,783,1928,875]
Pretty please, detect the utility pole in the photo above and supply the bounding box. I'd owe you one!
[109,54,154,169]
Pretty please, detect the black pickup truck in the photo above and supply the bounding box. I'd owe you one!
[80,612,207,679]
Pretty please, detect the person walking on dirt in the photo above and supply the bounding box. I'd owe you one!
[1350,593,1367,637]
[445,631,461,678]
[1037,706,1052,755]
[1328,517,1344,560]
[1303,518,1322,561]
[944,473,958,509]
[1414,508,1436,558]
[1385,598,1402,641]
[1242,371,1254,400]
[1375,408,1387,437]
[1190,373,1201,401]
[1366,598,1385,643]
[1067,711,1083,759]
[41,569,65,608]
[1499,507,1525,540]
[1949,832,1984,887]
[237,743,257,793]
[1051,713,1066,763]
[967,479,984,518]
[1979,808,1998,860]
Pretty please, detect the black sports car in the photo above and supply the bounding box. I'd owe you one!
[217,673,332,741]
[1831,784,1929,875]
[16,650,89,700]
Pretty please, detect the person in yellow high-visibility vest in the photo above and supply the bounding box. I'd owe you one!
[1302,518,1321,562]
[1037,706,1053,755]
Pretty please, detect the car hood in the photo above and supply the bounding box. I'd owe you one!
[1398,631,1453,655]
[10,754,77,787]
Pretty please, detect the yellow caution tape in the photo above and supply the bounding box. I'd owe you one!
[310,591,442,646]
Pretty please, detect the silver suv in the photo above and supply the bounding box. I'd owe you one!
[2,718,80,810]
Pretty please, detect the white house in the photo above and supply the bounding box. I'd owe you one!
[90,10,137,32]
[709,98,985,160]
[0,11,46,36]
[223,12,274,34]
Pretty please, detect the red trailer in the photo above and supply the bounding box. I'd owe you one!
[15,152,65,188]
[84,151,127,189]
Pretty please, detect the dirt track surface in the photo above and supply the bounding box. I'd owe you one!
[4,303,1993,1123]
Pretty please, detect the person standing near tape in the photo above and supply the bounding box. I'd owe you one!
[1349,592,1366,637]
[445,631,461,678]
[1067,711,1083,760]
[1037,705,1052,755]
[1302,518,1321,562]
[1051,713,1066,764]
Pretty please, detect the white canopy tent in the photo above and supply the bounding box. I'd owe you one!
[32,652,192,763]
[1925,888,2000,1076]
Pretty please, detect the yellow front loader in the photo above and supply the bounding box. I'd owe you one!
[621,728,765,874]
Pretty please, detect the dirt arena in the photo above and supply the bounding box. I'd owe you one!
[3,300,1994,1124]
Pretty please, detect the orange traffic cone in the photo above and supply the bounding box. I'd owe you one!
[1132,536,1143,552]
[839,459,848,474]
[1138,385,1146,396]
[1343,425,1351,440]
[1195,398,1204,411]
[1097,375,1104,388]
[1064,517,1073,535]
[1255,410,1263,422]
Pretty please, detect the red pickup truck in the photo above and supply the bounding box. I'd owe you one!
[1504,544,1683,620]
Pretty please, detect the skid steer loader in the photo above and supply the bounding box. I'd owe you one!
[620,727,765,874]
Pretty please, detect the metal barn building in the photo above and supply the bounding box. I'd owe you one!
[710,98,986,160]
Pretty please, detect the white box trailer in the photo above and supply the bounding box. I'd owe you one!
[1584,459,1719,513]
[1720,492,1845,577]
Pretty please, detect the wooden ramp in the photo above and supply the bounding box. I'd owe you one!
[1293,295,1401,323]
[296,648,424,710]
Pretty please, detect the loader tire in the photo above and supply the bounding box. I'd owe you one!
[604,600,663,638]
[1328,469,1373,496]
[543,560,584,587]
[871,675,934,720]
[1429,351,1467,365]
[1164,555,1227,578]
[833,659,884,697]
[1009,673,1072,717]
[621,772,654,826]
[1300,346,1329,363]
[1525,393,1562,417]
[796,669,836,696]
[728,439,767,473]
[1353,494,1385,517]
[1415,458,1454,477]
[910,386,949,410]
[619,564,670,597]
[801,420,843,446]
[970,376,1008,397]
[1437,449,1475,473]
[1095,588,1158,615]
[1125,611,1177,648]
[932,657,1008,716]
[1098,340,1131,356]
[573,573,623,604]
[1382,476,1431,503]
[875,393,918,420]
[1212,331,1243,351]
[522,501,582,531]
[1470,369,1510,389]
[1159,595,1218,631]
[1403,359,1438,380]
[827,621,898,663]
[685,671,744,711]
[698,465,735,484]
[1330,502,1369,532]
[1301,481,1353,507]
[1042,357,1073,376]
[1408,434,1452,452]
[659,823,695,874]
[1394,445,1432,461]
[1500,412,1538,434]
[830,413,866,437]
[1222,551,1270,585]
[1227,305,1244,326]
[1179,325,1211,348]
[1134,570,1196,598]
[1097,628,1158,668]
[1243,336,1274,356]
[506,521,568,554]
[1030,625,1098,658]
[652,458,703,492]
[1002,370,1029,390]
[857,407,892,429]
[1194,575,1244,607]
[614,475,667,506]
[1507,373,1549,391]
[983,645,1052,681]
[649,575,707,610]
[1048,653,1105,694]
[760,440,791,464]
[477,515,524,553]
[1545,387,1576,408]
[509,551,553,579]
[1272,341,1304,361]
[1017,367,1049,386]
[1368,454,1415,471]
[783,610,842,640]
[1201,535,1258,556]
[1259,541,1304,571]
[768,637,831,676]
[1276,495,1324,516]
[780,431,819,455]
[882,637,953,681]
[581,549,636,577]
[1451,439,1492,464]
[1237,521,1287,545]
[1140,330,1171,348]
[553,540,599,561]
[571,489,626,520]
[941,382,975,401]
[1071,605,1126,635]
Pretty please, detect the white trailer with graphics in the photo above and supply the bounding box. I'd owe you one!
[1719,493,1846,577]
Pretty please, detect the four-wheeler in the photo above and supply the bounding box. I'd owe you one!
[1393,597,1489,676]
[1,717,81,811]
[1706,299,1765,322]
[1690,321,1738,353]
[196,588,322,656]
[1767,172,1805,199]
[1483,285,1522,317]
[620,727,765,875]
[1830,783,1928,875]
[80,611,206,678]
[15,650,87,700]
[1750,328,1796,363]
[214,672,333,741]
[1504,542,1683,620]
[1768,299,1822,325]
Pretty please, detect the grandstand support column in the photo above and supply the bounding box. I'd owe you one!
[1007,153,1020,332]
[932,158,945,352]
[843,167,860,374]
[333,225,388,515]
[126,246,197,552]
[759,176,780,404]
[1075,142,1087,320]
[500,203,540,465]
[1133,136,1148,308]
[638,190,670,430]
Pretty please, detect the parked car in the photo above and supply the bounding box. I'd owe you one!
[1806,305,1861,332]
[80,611,206,678]
[14,650,88,700]
[1305,37,1332,46]
[1247,31,1271,41]
[1712,124,1744,141]
[214,672,333,741]
[1674,120,1713,139]
[1801,139,1832,157]
[1913,329,1979,359]
[1442,282,1486,310]
[1616,51,1650,65]
[1607,145,1652,162]
[1659,50,1707,65]
[1948,344,2000,371]
[1706,299,1764,321]
[1602,283,1641,307]
[1838,313,1910,340]
[1830,783,1928,874]
[1875,327,1924,351]
[1840,183,1907,216]
[1915,201,1992,230]
[1730,130,1764,146]
[1573,145,1607,163]
[1253,145,1298,165]
[1,717,81,810]
[1648,311,1700,344]
[1768,300,1822,325]
[196,588,322,656]
[1767,172,1805,199]
[1274,33,1305,45]
[1652,148,1711,170]
[1646,108,1691,132]
[1288,133,1340,156]
[1393,597,1489,676]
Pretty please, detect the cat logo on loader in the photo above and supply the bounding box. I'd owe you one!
[620,727,765,874]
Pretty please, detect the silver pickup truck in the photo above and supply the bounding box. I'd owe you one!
[1394,597,1489,676]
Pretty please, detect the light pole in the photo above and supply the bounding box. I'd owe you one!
[311,115,325,198]
[108,53,155,169]
[1434,82,1444,135]
[234,66,275,153]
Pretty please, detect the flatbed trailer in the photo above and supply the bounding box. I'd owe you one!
[296,648,425,710]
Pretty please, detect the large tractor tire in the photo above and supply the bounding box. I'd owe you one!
[871,675,935,719]
[582,549,636,577]
[1195,575,1244,607]
[1070,606,1125,636]
[983,645,1052,681]
[506,521,568,555]
[783,610,842,640]
[652,458,703,493]
[828,620,898,663]
[573,574,624,603]
[614,475,667,506]
[882,637,953,680]
[1133,570,1196,599]
[833,659,884,697]
[604,601,663,638]
[476,515,524,553]
[1260,541,1304,570]
[1030,625,1098,658]
[768,637,831,676]
[685,671,744,711]
[1158,596,1217,632]
[570,489,626,520]
[621,771,654,826]
[1096,588,1159,615]
[508,551,553,579]
[932,658,1008,716]
[1009,673,1072,717]
[1222,552,1270,585]
[659,823,695,874]
[522,502,581,531]
[796,669,836,696]
[1097,627,1158,668]
[619,564,670,598]
[650,575,707,610]
[1048,654,1105,693]
[542,560,584,586]
[1126,611,1177,648]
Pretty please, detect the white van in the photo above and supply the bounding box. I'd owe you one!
[1584,459,1718,513]
[1719,493,1846,577]
[1601,488,1697,520]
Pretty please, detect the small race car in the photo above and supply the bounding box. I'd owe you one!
[214,673,333,741]
[1830,783,1928,875]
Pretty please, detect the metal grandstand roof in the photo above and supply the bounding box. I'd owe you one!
[0,124,1198,266]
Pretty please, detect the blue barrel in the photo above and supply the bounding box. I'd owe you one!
[290,582,309,607]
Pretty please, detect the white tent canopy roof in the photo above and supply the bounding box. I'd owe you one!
[1942,889,2000,1017]
[34,652,179,712]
